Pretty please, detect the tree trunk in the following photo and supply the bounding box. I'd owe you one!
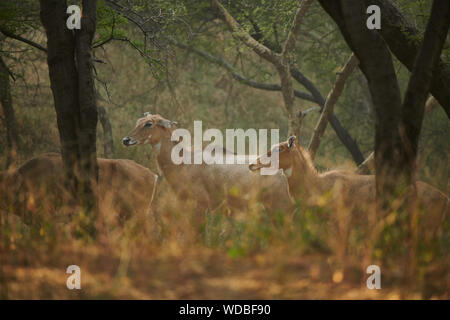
[320,0,449,288]
[319,0,406,212]
[357,96,440,175]
[98,106,114,159]
[321,0,450,119]
[365,0,450,119]
[400,0,450,186]
[40,0,98,235]
[40,0,81,191]
[308,54,359,160]
[75,0,99,213]
[0,55,19,168]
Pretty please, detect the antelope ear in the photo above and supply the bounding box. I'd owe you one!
[287,136,296,149]
[158,119,177,128]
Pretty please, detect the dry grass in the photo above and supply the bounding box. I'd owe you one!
[1,175,448,300]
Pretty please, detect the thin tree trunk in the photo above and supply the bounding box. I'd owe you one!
[0,55,19,168]
[98,106,114,159]
[356,151,374,175]
[308,54,358,160]
[290,67,365,165]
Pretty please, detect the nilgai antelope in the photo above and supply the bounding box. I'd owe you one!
[249,136,449,255]
[122,113,292,214]
[0,153,158,227]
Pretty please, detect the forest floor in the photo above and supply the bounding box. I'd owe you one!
[1,184,448,300]
[0,237,431,299]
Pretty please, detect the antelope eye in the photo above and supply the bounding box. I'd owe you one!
[144,122,152,128]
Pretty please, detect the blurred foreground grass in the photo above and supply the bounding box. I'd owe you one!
[1,181,448,299]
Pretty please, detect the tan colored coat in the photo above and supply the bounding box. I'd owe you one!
[0,153,158,227]
[123,114,293,214]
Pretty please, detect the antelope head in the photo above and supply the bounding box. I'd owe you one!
[123,113,177,147]
[249,136,297,177]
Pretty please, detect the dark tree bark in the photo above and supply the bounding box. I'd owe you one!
[0,55,19,168]
[327,0,405,209]
[400,0,450,185]
[40,0,98,234]
[75,0,99,211]
[365,0,450,119]
[357,96,441,175]
[318,0,449,289]
[40,0,81,191]
[320,0,450,119]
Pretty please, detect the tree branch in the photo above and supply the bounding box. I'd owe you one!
[282,0,313,59]
[0,27,47,52]
[211,0,312,137]
[168,38,315,102]
[356,95,440,175]
[308,53,358,160]
[106,0,364,164]
[211,0,279,64]
[0,27,106,63]
[399,0,450,183]
[366,0,450,119]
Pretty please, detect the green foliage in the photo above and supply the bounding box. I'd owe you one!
[0,0,40,34]
[96,1,130,42]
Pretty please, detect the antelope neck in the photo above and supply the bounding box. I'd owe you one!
[287,146,321,199]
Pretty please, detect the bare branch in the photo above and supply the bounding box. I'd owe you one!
[424,95,439,115]
[211,0,279,64]
[1,27,106,64]
[308,54,359,160]
[169,38,315,102]
[211,0,313,137]
[282,0,313,59]
[0,27,47,52]
[105,0,363,164]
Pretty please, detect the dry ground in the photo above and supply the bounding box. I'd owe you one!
[1,184,448,300]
